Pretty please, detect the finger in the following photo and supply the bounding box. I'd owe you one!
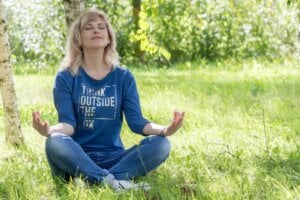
[171,113,177,124]
[177,117,184,126]
[43,121,48,128]
[32,112,38,122]
[172,110,184,125]
[174,117,180,125]
[181,112,185,118]
[32,116,40,127]
[178,112,184,121]
[174,114,184,126]
[172,117,180,126]
[173,116,179,125]
[36,114,44,125]
[32,111,40,118]
[33,118,41,127]
[175,112,182,123]
[32,111,41,123]
[177,112,184,120]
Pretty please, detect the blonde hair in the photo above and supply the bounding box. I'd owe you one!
[60,9,119,75]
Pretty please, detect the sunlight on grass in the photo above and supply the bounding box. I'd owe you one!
[0,60,299,199]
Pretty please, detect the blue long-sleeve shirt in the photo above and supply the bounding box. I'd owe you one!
[53,66,150,152]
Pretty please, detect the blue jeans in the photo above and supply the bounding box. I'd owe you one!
[45,133,171,184]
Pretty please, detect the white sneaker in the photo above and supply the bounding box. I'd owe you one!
[73,176,150,192]
[116,180,151,191]
[103,174,150,192]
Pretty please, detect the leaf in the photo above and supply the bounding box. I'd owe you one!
[138,20,150,31]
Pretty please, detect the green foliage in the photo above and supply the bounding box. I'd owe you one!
[0,60,299,199]
[142,0,299,62]
[2,0,300,69]
[3,0,66,70]
[130,0,171,62]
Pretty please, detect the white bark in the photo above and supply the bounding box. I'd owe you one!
[63,0,85,29]
[0,2,23,145]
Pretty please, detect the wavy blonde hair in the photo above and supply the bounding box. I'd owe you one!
[60,9,119,75]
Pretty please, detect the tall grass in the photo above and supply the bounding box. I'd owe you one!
[0,60,299,199]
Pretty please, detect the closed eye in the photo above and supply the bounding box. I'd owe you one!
[98,25,106,29]
[84,25,93,30]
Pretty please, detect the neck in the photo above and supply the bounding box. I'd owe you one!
[82,48,110,71]
[81,48,112,80]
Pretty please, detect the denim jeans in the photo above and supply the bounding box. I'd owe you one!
[45,133,171,184]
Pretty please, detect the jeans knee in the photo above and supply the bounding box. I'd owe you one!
[140,136,171,158]
[45,133,72,157]
[146,136,171,167]
[158,136,171,156]
[148,136,171,158]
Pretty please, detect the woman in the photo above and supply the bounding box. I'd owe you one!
[32,9,184,192]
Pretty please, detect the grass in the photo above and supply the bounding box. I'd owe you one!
[0,59,299,199]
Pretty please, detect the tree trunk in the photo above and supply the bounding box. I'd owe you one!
[0,2,23,145]
[63,0,85,29]
[132,0,144,62]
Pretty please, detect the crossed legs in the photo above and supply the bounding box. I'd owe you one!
[45,133,171,184]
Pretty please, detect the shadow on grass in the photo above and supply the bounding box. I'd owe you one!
[251,149,300,200]
[257,150,300,184]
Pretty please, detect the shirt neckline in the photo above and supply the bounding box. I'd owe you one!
[79,66,116,83]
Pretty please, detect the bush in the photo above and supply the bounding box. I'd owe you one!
[140,0,299,62]
[3,0,300,70]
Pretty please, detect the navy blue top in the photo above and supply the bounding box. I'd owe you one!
[53,66,150,152]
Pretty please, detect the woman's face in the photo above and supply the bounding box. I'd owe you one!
[80,16,110,50]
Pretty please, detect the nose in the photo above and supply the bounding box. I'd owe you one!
[93,28,99,33]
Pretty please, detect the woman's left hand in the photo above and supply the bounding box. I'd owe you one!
[164,111,185,136]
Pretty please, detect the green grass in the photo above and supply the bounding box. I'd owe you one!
[0,59,299,199]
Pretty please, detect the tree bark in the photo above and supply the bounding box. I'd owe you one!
[132,0,144,62]
[63,0,85,29]
[132,0,141,26]
[0,2,23,145]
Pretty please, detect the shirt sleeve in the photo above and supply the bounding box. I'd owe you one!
[122,70,150,135]
[53,71,77,128]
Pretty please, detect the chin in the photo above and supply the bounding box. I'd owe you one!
[86,45,107,49]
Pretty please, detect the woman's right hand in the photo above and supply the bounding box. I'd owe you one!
[32,111,50,137]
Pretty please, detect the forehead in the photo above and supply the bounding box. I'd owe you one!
[81,13,106,27]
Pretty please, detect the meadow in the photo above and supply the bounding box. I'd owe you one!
[0,60,299,199]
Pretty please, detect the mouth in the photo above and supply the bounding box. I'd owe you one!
[91,36,102,40]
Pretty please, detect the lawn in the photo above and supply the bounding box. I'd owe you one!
[0,60,299,199]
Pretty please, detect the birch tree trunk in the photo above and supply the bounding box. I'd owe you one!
[63,0,85,29]
[0,2,23,145]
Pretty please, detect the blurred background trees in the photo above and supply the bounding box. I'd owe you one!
[3,0,300,72]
